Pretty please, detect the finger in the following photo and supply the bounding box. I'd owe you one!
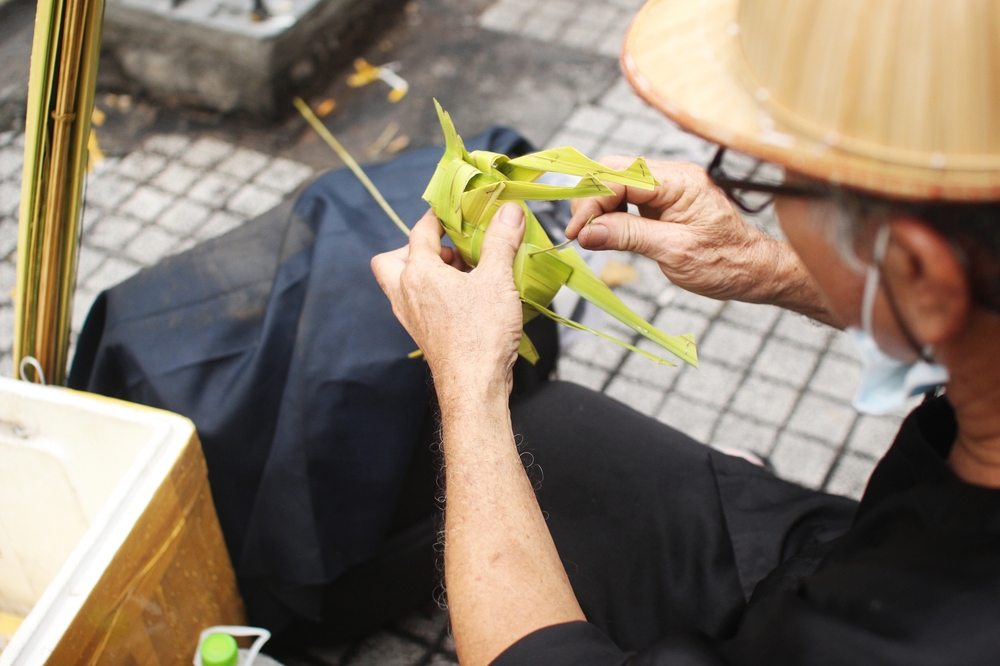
[371,245,409,297]
[441,246,470,271]
[576,210,681,257]
[408,209,444,259]
[567,184,626,239]
[477,202,525,273]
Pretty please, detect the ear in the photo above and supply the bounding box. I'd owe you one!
[881,216,971,347]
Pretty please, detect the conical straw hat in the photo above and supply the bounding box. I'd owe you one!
[622,0,1000,201]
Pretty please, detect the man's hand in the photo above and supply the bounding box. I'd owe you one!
[567,158,836,324]
[371,203,527,394]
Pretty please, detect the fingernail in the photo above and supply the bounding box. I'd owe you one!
[500,203,523,228]
[582,224,608,246]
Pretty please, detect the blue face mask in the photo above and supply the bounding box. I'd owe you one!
[846,226,949,415]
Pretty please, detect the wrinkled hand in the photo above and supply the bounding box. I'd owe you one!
[567,157,787,304]
[371,203,527,395]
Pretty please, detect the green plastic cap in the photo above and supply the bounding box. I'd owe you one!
[201,632,239,666]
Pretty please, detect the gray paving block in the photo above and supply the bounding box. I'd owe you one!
[0,180,21,217]
[544,129,600,157]
[720,301,781,333]
[847,414,903,459]
[124,226,180,265]
[0,353,11,377]
[593,138,644,159]
[181,136,235,168]
[730,374,799,425]
[596,19,629,57]
[118,185,175,222]
[825,451,877,500]
[769,432,838,489]
[674,358,743,408]
[254,158,313,192]
[170,237,198,256]
[195,210,245,240]
[228,184,284,218]
[604,374,664,416]
[560,19,606,49]
[115,150,168,182]
[565,333,628,371]
[86,215,143,251]
[809,354,861,404]
[479,0,531,33]
[84,172,139,209]
[656,391,719,443]
[607,116,665,151]
[652,126,717,165]
[217,147,271,180]
[608,0,647,9]
[652,306,711,339]
[751,337,819,389]
[343,631,428,666]
[521,11,563,42]
[787,392,856,445]
[439,633,455,654]
[772,311,833,350]
[143,133,191,156]
[538,0,580,23]
[623,255,669,300]
[72,289,98,333]
[0,260,14,305]
[84,257,142,293]
[393,607,448,643]
[668,289,725,316]
[556,356,609,391]
[81,205,102,233]
[0,217,18,259]
[0,131,14,148]
[563,105,620,139]
[151,161,203,195]
[710,411,777,457]
[0,145,24,180]
[0,305,11,352]
[697,320,764,369]
[188,172,243,206]
[575,3,620,26]
[617,339,681,389]
[75,246,107,283]
[599,78,660,119]
[827,330,860,360]
[158,198,213,235]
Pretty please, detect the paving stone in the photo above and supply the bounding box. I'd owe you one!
[599,78,661,119]
[825,451,878,500]
[188,172,243,206]
[478,0,531,32]
[0,181,21,217]
[217,147,271,180]
[721,301,781,333]
[87,215,143,250]
[72,289,98,333]
[0,261,14,305]
[0,353,11,377]
[772,311,833,350]
[827,330,860,360]
[151,162,203,195]
[556,356,608,391]
[115,151,168,182]
[652,126,717,165]
[565,332,627,371]
[624,255,669,300]
[751,337,819,389]
[75,246,107,282]
[0,218,18,259]
[0,131,14,148]
[124,226,179,265]
[710,412,778,457]
[847,414,903,459]
[227,184,284,218]
[575,3,620,26]
[559,19,606,49]
[195,210,245,240]
[656,391,720,443]
[84,173,138,209]
[730,374,800,425]
[618,338,682,389]
[439,633,455,654]
[596,18,630,57]
[608,117,665,151]
[344,631,427,666]
[143,134,191,156]
[158,198,213,235]
[668,289,725,316]
[181,136,235,168]
[563,105,620,139]
[170,237,198,256]
[674,359,743,408]
[84,256,141,292]
[604,374,664,416]
[787,392,857,445]
[118,185,174,222]
[254,158,313,192]
[537,0,580,23]
[394,607,448,644]
[81,205,102,232]
[809,354,861,404]
[652,306,711,339]
[521,11,564,42]
[0,306,12,352]
[544,130,600,157]
[769,432,838,489]
[697,320,764,369]
[0,146,24,180]
[427,655,459,666]
[593,138,644,159]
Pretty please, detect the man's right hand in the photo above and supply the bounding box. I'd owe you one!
[566,157,839,326]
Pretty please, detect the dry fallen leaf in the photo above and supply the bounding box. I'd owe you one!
[316,98,337,117]
[600,261,639,287]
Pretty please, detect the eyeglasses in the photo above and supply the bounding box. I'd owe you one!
[707,147,830,214]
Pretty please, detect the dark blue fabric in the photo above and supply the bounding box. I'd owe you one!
[69,127,534,625]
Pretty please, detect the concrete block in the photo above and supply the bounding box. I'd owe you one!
[86,215,143,251]
[143,133,191,156]
[563,105,620,138]
[181,137,236,168]
[656,392,719,443]
[669,289,725,316]
[125,226,180,265]
[608,116,663,151]
[674,359,743,408]
[721,301,781,333]
[617,338,681,389]
[770,432,837,489]
[0,145,24,180]
[565,333,628,371]
[604,374,664,416]
[188,172,243,206]
[102,0,394,116]
[0,131,14,148]
[115,151,168,182]
[217,148,270,180]
[76,246,108,283]
[698,320,764,369]
[787,392,856,445]
[84,172,139,210]
[711,412,777,457]
[827,330,860,360]
[254,157,313,192]
[118,185,175,222]
[0,217,18,259]
[825,451,878,500]
[478,0,531,33]
[809,354,861,404]
[773,311,833,350]
[158,198,213,235]
[847,414,903,459]
[0,305,12,352]
[730,374,799,425]
[556,356,608,391]
[0,260,14,305]
[0,180,20,217]
[227,184,284,217]
[84,257,142,293]
[72,289,98,334]
[652,307,711,339]
[521,12,563,42]
[559,20,606,51]
[151,162,203,195]
[195,210,245,240]
[544,130,600,157]
[751,337,819,389]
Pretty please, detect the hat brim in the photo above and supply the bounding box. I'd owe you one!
[622,0,1000,202]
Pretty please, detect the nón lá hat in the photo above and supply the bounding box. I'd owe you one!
[621,0,1000,201]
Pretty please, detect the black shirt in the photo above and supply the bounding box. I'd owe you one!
[494,397,1000,665]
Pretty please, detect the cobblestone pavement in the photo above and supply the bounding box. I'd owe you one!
[0,0,915,663]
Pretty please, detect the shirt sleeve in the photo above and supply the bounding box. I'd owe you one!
[491,621,729,666]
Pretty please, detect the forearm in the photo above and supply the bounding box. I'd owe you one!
[751,237,844,328]
[436,375,585,666]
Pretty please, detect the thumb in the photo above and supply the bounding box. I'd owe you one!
[479,202,525,271]
[578,212,658,256]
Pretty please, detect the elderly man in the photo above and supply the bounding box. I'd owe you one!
[371,0,1000,663]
